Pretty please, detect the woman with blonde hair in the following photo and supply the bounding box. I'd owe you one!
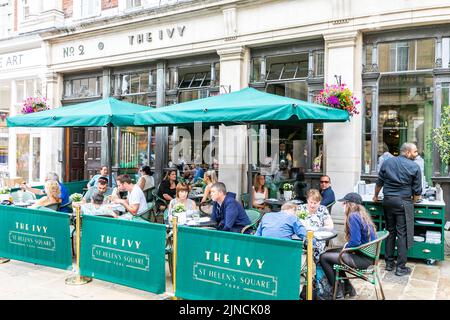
[297,188,333,262]
[31,180,61,209]
[252,173,269,211]
[319,193,377,299]
[200,170,218,204]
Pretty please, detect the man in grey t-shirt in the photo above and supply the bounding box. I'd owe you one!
[113,174,147,220]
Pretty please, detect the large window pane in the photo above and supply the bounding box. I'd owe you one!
[363,87,372,173]
[440,84,450,176]
[120,127,148,169]
[416,38,435,70]
[378,74,434,183]
[32,137,40,182]
[16,134,30,181]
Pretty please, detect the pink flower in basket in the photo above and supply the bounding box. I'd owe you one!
[21,97,51,114]
[315,83,360,117]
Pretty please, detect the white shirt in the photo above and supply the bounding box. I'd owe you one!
[141,175,154,190]
[128,184,147,214]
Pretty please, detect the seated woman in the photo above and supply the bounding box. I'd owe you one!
[30,180,62,209]
[137,165,154,191]
[157,169,178,211]
[81,192,118,218]
[167,182,197,221]
[297,189,333,262]
[200,170,218,204]
[252,173,269,212]
[319,193,377,299]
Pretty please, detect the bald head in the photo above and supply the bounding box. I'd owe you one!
[400,142,418,160]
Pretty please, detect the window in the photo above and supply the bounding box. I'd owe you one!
[440,83,450,176]
[0,0,12,38]
[363,87,373,173]
[378,39,435,72]
[22,0,42,19]
[126,0,142,9]
[64,77,102,99]
[378,74,434,183]
[266,53,309,81]
[116,71,155,106]
[74,0,100,19]
[120,127,148,169]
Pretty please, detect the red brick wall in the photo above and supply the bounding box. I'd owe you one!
[102,0,118,10]
[63,0,73,18]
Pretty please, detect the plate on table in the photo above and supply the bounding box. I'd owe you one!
[314,230,334,239]
[14,201,29,207]
[416,220,435,225]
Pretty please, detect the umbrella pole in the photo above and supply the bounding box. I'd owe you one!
[247,124,253,208]
[107,124,113,188]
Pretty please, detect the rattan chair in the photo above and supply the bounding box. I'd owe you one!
[241,209,262,234]
[332,230,389,300]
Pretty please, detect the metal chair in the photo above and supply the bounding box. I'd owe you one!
[10,190,36,202]
[199,199,213,215]
[59,200,73,213]
[143,187,155,202]
[241,209,262,234]
[133,202,155,223]
[240,193,250,209]
[326,201,336,215]
[153,188,168,224]
[332,230,389,300]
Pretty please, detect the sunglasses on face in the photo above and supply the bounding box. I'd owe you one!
[320,180,330,184]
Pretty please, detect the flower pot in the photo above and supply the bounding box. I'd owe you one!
[283,191,293,201]
[175,211,187,225]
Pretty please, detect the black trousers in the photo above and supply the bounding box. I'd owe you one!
[319,248,373,288]
[382,197,408,269]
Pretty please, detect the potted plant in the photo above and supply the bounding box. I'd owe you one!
[172,202,187,225]
[0,187,11,202]
[21,96,51,114]
[70,193,83,207]
[282,183,294,201]
[296,207,309,228]
[433,105,450,174]
[315,83,360,117]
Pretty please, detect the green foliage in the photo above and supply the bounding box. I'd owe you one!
[70,193,83,202]
[433,105,450,165]
[173,203,186,214]
[0,187,11,194]
[297,208,308,220]
[282,183,293,191]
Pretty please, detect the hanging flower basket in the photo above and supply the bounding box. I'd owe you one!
[315,83,360,117]
[21,97,51,114]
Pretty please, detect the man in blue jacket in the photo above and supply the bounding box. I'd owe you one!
[210,182,251,233]
[319,175,335,207]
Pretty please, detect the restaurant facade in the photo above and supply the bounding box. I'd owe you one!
[2,0,450,222]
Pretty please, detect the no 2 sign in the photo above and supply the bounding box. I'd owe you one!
[63,45,85,58]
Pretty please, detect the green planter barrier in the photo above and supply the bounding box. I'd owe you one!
[176,227,302,300]
[79,215,166,294]
[0,205,72,270]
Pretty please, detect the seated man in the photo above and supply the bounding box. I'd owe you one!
[113,174,147,220]
[82,177,112,203]
[81,192,117,218]
[319,175,335,207]
[87,166,117,189]
[255,202,306,240]
[210,182,251,233]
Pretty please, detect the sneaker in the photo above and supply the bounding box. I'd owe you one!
[385,261,396,271]
[395,266,412,276]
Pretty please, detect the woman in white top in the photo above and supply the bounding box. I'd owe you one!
[200,170,218,204]
[168,182,197,221]
[137,165,154,191]
[252,173,269,211]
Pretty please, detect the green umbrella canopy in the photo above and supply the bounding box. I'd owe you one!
[134,87,349,126]
[7,97,151,128]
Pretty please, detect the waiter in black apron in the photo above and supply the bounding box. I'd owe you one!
[373,142,422,276]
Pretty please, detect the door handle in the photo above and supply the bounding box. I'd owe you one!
[422,249,431,254]
[430,211,440,215]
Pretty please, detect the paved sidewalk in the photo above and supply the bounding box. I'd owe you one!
[0,260,173,300]
[0,255,449,300]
